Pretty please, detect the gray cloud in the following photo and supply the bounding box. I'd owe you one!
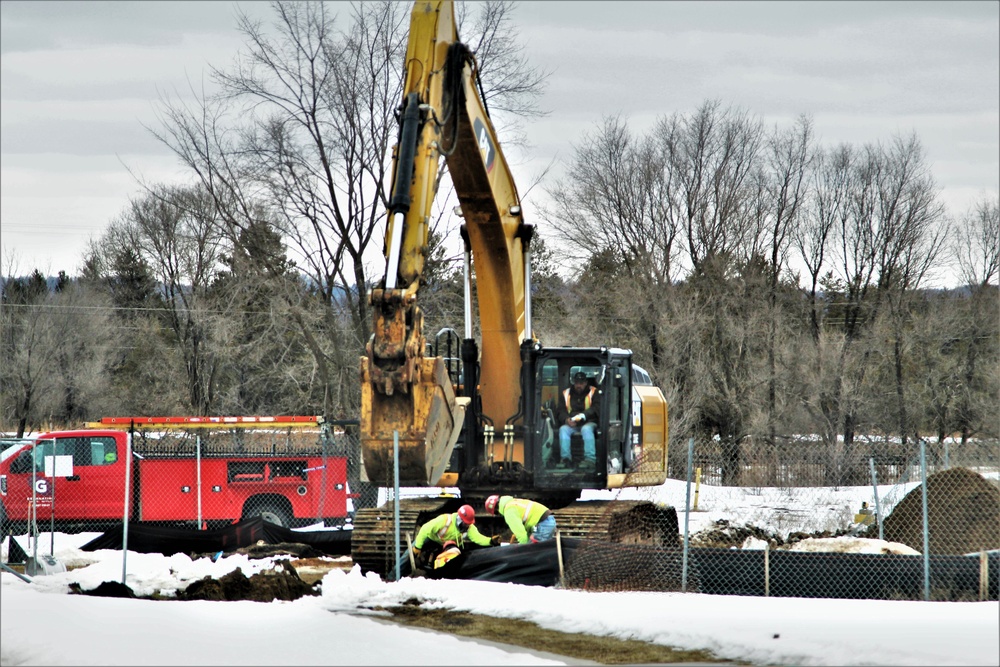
[0,1,248,53]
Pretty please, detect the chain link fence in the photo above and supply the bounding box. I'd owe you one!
[1,421,372,567]
[560,437,1000,601]
[5,426,998,602]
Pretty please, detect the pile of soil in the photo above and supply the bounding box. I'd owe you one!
[687,519,843,549]
[870,467,1000,555]
[688,519,781,549]
[178,559,319,601]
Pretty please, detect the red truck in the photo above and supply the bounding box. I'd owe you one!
[0,416,361,536]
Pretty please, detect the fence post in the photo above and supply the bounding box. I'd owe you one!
[764,542,770,597]
[920,439,930,601]
[693,467,701,511]
[121,427,134,586]
[556,530,565,588]
[681,437,694,593]
[980,551,988,601]
[30,444,38,569]
[196,435,202,529]
[868,457,883,541]
[393,430,400,582]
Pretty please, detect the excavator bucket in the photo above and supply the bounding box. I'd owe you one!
[360,355,469,486]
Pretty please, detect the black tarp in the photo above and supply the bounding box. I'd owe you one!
[427,539,999,600]
[79,517,352,557]
[424,539,570,586]
[422,538,689,590]
[74,525,998,601]
[691,547,1000,600]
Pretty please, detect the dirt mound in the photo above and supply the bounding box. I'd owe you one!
[872,467,1000,555]
[69,580,138,598]
[178,559,320,602]
[688,519,780,549]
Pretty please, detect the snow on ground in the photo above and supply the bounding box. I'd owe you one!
[2,477,998,666]
[2,546,997,667]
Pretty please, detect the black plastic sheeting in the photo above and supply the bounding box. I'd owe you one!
[78,517,352,557]
[419,539,571,587]
[691,547,1000,600]
[426,538,999,601]
[72,524,998,601]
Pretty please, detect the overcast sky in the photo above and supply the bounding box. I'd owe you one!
[1,1,997,280]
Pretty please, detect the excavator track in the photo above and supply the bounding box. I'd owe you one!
[350,497,457,577]
[553,500,679,546]
[351,498,678,578]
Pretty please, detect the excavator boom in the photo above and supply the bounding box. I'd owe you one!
[361,0,525,486]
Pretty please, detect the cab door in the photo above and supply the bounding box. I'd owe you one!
[40,433,126,521]
[602,358,632,476]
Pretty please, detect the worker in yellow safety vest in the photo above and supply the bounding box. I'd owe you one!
[556,371,599,466]
[411,504,498,568]
[484,495,557,544]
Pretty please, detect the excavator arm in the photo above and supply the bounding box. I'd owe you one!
[361,0,527,486]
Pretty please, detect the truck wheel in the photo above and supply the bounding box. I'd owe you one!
[245,501,291,528]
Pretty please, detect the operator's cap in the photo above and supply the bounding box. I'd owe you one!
[573,371,588,382]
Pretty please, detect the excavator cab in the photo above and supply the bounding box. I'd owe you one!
[528,348,638,491]
[436,343,665,496]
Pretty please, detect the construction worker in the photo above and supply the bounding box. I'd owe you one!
[433,540,463,569]
[556,371,600,466]
[484,494,556,544]
[410,504,497,569]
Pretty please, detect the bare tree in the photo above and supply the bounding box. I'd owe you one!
[950,194,1000,444]
[1,270,60,436]
[143,0,547,417]
[543,114,682,368]
[0,272,115,434]
[96,186,227,415]
[798,133,946,481]
[753,115,815,448]
[661,100,765,273]
[953,195,1000,290]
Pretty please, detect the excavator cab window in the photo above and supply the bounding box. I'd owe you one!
[535,358,606,476]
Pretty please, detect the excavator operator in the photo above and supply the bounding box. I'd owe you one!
[556,371,600,466]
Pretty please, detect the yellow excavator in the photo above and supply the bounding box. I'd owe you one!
[352,0,676,576]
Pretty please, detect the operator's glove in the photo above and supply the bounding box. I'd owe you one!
[489,535,502,546]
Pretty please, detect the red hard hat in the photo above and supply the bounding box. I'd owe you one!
[457,504,475,525]
[485,495,500,515]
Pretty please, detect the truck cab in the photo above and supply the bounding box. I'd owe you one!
[0,431,128,533]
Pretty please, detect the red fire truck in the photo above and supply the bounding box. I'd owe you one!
[0,416,361,536]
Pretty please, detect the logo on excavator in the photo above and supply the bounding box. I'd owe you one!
[474,117,495,174]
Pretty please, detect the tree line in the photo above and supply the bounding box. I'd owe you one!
[2,1,997,487]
